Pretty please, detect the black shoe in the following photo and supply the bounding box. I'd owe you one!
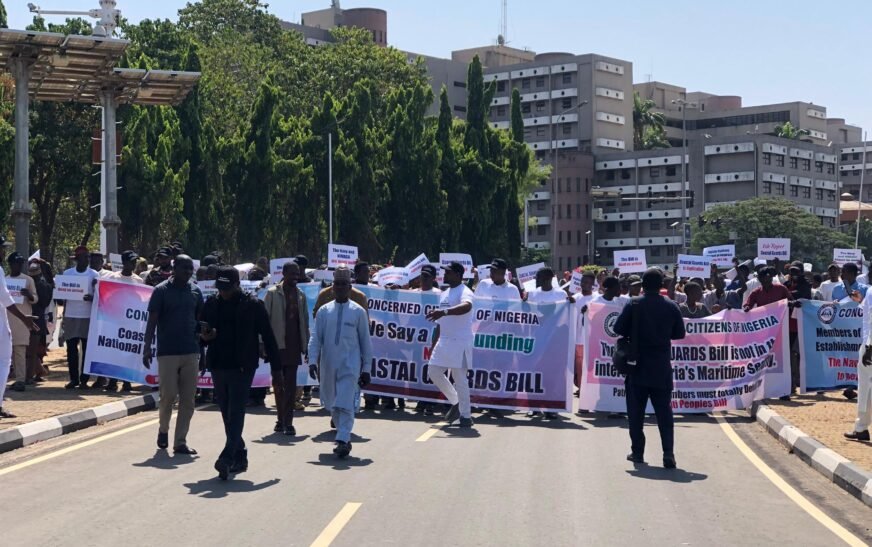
[173,445,198,455]
[215,459,231,480]
[383,399,397,410]
[231,449,248,473]
[333,441,351,458]
[274,421,282,432]
[444,403,460,424]
[663,454,677,469]
[544,412,558,420]
[459,417,474,428]
[330,419,336,429]
[778,395,791,401]
[845,430,870,442]
[0,408,15,419]
[10,381,25,392]
[91,378,107,389]
[121,382,132,392]
[398,398,405,409]
[77,382,91,389]
[283,425,296,436]
[363,402,378,410]
[527,411,542,418]
[157,432,169,449]
[626,453,644,463]
[104,381,118,392]
[65,381,77,389]
[844,388,858,400]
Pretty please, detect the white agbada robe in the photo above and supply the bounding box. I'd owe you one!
[0,268,15,406]
[855,292,872,431]
[308,299,372,412]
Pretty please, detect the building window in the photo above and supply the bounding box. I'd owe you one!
[815,188,823,200]
[801,159,810,171]
[453,81,467,89]
[558,231,563,245]
[775,155,784,167]
[497,81,506,92]
[562,98,572,110]
[789,157,798,169]
[763,182,772,193]
[651,247,661,257]
[606,171,615,181]
[650,167,660,177]
[559,257,563,271]
[666,246,674,256]
[775,183,784,195]
[815,161,823,173]
[666,166,677,176]
[562,124,572,135]
[622,221,632,231]
[621,169,631,180]
[854,152,861,161]
[537,225,547,236]
[827,191,836,202]
[762,153,771,165]
[802,187,810,198]
[585,178,590,191]
[496,105,507,117]
[522,79,530,89]
[522,103,531,114]
[789,185,798,197]
[562,73,572,84]
[536,101,546,113]
[536,126,546,137]
[566,204,572,218]
[826,163,835,175]
[607,223,616,233]
[535,76,545,88]
[576,204,581,218]
[867,188,872,201]
[567,230,572,244]
[453,105,467,113]
[586,204,590,219]
[523,128,532,138]
[576,178,581,192]
[577,230,582,243]
[650,220,661,230]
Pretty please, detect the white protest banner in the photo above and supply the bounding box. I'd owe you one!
[477,264,492,280]
[108,253,123,272]
[313,269,334,283]
[757,238,790,260]
[613,249,647,273]
[724,268,737,281]
[677,254,712,279]
[439,253,474,279]
[405,253,430,280]
[703,245,735,267]
[53,275,89,301]
[270,258,294,284]
[803,263,813,273]
[516,263,545,291]
[328,244,359,269]
[753,257,767,266]
[240,280,262,296]
[5,278,25,305]
[570,271,583,293]
[198,280,217,300]
[833,248,862,266]
[192,259,201,271]
[234,263,255,277]
[376,266,410,287]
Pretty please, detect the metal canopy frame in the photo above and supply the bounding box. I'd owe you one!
[0,28,201,254]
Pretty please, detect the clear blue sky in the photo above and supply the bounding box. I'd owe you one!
[7,0,871,135]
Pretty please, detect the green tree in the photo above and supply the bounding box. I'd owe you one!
[436,87,464,251]
[1,0,8,28]
[690,197,852,269]
[633,91,666,150]
[773,121,810,140]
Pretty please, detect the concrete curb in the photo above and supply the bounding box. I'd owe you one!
[0,393,158,455]
[752,401,872,507]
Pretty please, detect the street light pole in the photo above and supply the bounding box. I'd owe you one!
[856,129,867,249]
[328,131,333,245]
[672,97,697,254]
[551,100,588,270]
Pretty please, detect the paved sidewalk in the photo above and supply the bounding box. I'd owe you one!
[1,348,153,431]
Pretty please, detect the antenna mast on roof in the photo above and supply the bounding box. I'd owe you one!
[497,0,508,46]
[27,1,121,37]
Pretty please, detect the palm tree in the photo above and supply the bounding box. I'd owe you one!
[633,92,666,150]
[773,121,810,140]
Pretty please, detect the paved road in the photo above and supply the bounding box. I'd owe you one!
[0,401,869,546]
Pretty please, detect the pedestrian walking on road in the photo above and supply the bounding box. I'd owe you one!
[6,252,37,393]
[61,246,99,389]
[0,237,38,420]
[143,255,203,456]
[201,266,281,479]
[263,261,310,436]
[846,289,872,441]
[308,267,373,458]
[614,268,686,468]
[425,261,475,428]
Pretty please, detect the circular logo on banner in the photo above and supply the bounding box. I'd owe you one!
[817,303,836,325]
[604,311,620,338]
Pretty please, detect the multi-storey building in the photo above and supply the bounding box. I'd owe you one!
[839,141,872,202]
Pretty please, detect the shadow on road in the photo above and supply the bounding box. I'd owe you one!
[307,453,373,470]
[132,450,199,470]
[183,478,281,498]
[310,431,371,444]
[625,464,708,483]
[253,433,312,446]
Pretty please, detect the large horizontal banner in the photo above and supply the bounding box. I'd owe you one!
[797,299,862,393]
[85,280,323,388]
[358,286,574,412]
[581,300,790,413]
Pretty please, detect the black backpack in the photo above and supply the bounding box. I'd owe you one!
[613,298,641,375]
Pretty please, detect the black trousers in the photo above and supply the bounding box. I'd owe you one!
[625,381,674,457]
[212,368,256,463]
[66,338,89,385]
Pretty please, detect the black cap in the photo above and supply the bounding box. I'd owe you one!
[490,258,509,270]
[121,250,139,262]
[156,246,173,257]
[7,251,24,264]
[215,266,240,290]
[294,254,309,268]
[421,264,437,277]
[354,261,370,273]
[202,254,219,267]
[441,261,465,276]
[627,275,642,286]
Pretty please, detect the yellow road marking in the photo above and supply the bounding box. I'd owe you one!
[716,415,866,547]
[310,502,362,547]
[415,422,448,442]
[0,419,158,477]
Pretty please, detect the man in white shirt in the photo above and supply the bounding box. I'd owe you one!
[61,246,100,389]
[526,267,570,304]
[6,252,37,393]
[425,262,475,428]
[572,271,597,392]
[819,263,841,302]
[418,265,442,295]
[846,290,872,441]
[475,258,521,301]
[592,276,630,308]
[105,251,145,285]
[0,237,38,420]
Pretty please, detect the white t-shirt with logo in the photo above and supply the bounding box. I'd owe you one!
[573,292,596,345]
[62,267,100,318]
[526,288,567,303]
[475,278,521,301]
[437,284,475,341]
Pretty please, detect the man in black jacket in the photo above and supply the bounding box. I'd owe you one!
[201,267,281,480]
[614,268,686,469]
